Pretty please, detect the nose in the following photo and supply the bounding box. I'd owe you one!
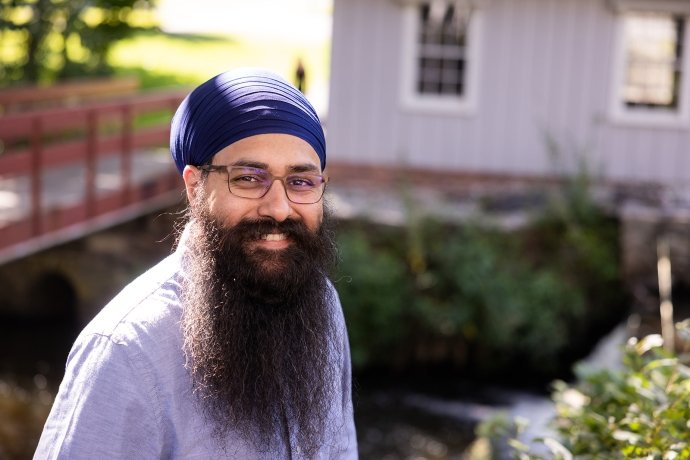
[256,179,293,222]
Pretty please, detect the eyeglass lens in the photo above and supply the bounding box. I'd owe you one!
[226,167,325,204]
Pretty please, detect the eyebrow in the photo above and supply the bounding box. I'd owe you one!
[229,159,321,174]
[230,160,269,169]
[287,163,320,174]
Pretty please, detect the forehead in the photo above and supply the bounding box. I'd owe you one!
[212,133,321,171]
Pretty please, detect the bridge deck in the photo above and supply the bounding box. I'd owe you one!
[0,148,178,227]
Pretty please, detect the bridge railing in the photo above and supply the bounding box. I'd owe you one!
[0,76,141,113]
[0,90,187,261]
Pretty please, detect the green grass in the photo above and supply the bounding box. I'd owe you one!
[2,20,331,106]
[108,30,331,95]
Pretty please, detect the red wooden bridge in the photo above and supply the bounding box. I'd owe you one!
[0,89,187,264]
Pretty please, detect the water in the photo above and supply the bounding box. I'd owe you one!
[355,390,477,459]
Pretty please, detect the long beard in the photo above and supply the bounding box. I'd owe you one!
[180,204,339,456]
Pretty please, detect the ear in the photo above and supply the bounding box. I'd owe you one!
[182,165,202,204]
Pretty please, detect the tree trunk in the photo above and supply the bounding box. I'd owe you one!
[24,0,52,82]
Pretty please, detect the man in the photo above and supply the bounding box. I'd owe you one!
[35,69,358,459]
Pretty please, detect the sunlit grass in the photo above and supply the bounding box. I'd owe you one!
[108,30,330,95]
[1,19,331,111]
[3,25,330,104]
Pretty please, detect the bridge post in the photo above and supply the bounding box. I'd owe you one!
[30,116,43,237]
[85,110,97,217]
[121,105,133,205]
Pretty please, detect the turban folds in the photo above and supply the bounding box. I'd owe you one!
[170,68,326,174]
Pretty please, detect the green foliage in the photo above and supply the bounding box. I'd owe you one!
[335,227,413,368]
[533,177,620,293]
[495,325,690,459]
[0,0,157,85]
[412,222,585,370]
[334,179,623,376]
[529,176,624,352]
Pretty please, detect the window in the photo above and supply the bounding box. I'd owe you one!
[624,14,684,109]
[401,0,482,114]
[611,10,690,126]
[417,3,468,96]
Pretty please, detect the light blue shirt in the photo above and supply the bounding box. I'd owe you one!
[34,234,358,459]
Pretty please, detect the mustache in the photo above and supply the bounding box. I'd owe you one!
[233,218,310,239]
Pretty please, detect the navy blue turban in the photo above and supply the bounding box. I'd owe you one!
[170,68,326,175]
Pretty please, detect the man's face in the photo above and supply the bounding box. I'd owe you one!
[183,133,325,239]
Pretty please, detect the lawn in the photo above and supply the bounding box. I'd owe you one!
[108,30,331,113]
[0,1,331,111]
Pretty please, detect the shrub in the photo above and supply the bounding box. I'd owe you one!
[335,227,414,368]
[333,192,625,378]
[483,324,690,459]
[411,222,586,373]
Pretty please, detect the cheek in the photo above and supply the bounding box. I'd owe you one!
[301,206,324,232]
[203,189,222,217]
[205,191,253,226]
[199,188,227,220]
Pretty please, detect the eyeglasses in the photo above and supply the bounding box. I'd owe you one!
[198,165,328,204]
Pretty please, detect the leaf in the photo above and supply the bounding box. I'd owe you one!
[612,429,641,444]
[643,358,679,373]
[543,438,574,460]
[508,438,530,452]
[634,334,664,355]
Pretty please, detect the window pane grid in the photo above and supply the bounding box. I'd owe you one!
[419,44,466,60]
[623,13,684,110]
[416,1,469,97]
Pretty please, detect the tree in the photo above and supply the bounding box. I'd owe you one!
[0,0,156,85]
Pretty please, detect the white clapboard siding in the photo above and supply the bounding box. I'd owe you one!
[328,0,690,187]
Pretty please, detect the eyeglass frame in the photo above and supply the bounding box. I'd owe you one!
[197,163,328,204]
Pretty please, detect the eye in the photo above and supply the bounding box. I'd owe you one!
[287,176,318,189]
[228,171,268,188]
[232,174,261,183]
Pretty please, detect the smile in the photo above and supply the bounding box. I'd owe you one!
[261,233,287,242]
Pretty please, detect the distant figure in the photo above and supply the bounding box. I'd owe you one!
[295,58,306,93]
[34,68,357,459]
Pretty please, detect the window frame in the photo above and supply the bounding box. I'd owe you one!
[609,7,690,128]
[399,1,483,115]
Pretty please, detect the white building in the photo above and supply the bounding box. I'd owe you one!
[327,0,690,189]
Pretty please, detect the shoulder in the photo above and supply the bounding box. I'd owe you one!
[326,280,347,333]
[79,252,184,344]
[48,254,188,441]
[62,252,187,385]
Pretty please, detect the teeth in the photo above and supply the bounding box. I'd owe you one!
[262,233,287,241]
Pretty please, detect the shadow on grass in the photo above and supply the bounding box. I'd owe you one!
[133,27,240,44]
[113,66,200,90]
